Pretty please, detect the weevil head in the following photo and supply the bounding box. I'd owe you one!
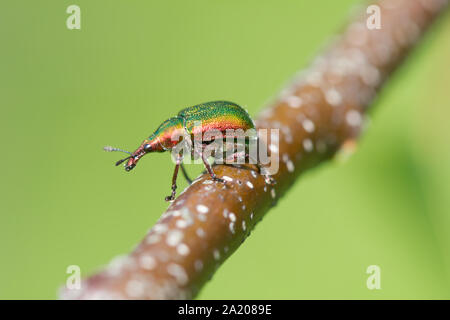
[105,116,185,172]
[121,139,163,172]
[104,139,162,172]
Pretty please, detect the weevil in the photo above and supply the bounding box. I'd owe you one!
[105,101,274,201]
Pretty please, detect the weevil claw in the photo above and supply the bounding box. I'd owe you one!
[213,176,226,184]
[265,176,276,185]
[165,195,175,202]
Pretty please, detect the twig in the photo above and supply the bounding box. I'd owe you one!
[61,0,449,299]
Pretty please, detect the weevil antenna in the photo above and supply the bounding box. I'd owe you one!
[103,146,134,166]
[103,146,133,155]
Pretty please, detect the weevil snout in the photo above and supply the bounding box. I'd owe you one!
[125,158,137,171]
[115,142,155,172]
[105,144,146,171]
[122,147,146,171]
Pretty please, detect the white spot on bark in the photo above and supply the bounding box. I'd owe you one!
[153,224,168,234]
[346,110,363,127]
[147,234,161,244]
[286,160,295,172]
[302,119,315,133]
[167,263,188,285]
[194,260,203,272]
[177,243,190,256]
[125,280,145,298]
[285,96,303,108]
[166,230,183,247]
[196,204,209,214]
[139,255,156,270]
[196,227,206,238]
[303,139,314,152]
[325,88,342,106]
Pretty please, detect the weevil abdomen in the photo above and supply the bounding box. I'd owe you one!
[178,101,255,136]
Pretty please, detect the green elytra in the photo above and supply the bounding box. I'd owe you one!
[105,101,274,201]
[148,101,255,145]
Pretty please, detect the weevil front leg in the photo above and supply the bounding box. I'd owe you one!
[257,164,276,185]
[200,147,226,184]
[246,151,276,185]
[165,155,183,201]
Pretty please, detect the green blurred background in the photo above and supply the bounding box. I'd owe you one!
[1,0,449,299]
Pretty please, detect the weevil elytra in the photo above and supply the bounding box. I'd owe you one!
[105,101,274,201]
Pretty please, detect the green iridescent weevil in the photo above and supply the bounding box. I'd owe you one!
[105,101,274,201]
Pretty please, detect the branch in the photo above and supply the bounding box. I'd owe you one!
[61,0,449,299]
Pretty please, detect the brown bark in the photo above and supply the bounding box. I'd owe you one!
[61,0,449,299]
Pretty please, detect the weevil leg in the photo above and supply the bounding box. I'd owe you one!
[245,150,276,185]
[257,163,276,185]
[253,136,277,185]
[201,149,226,184]
[180,163,192,184]
[224,150,274,184]
[165,156,183,201]
[223,143,275,184]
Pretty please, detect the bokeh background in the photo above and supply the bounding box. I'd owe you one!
[1,0,449,299]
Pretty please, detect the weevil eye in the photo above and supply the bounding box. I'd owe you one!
[144,144,152,152]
